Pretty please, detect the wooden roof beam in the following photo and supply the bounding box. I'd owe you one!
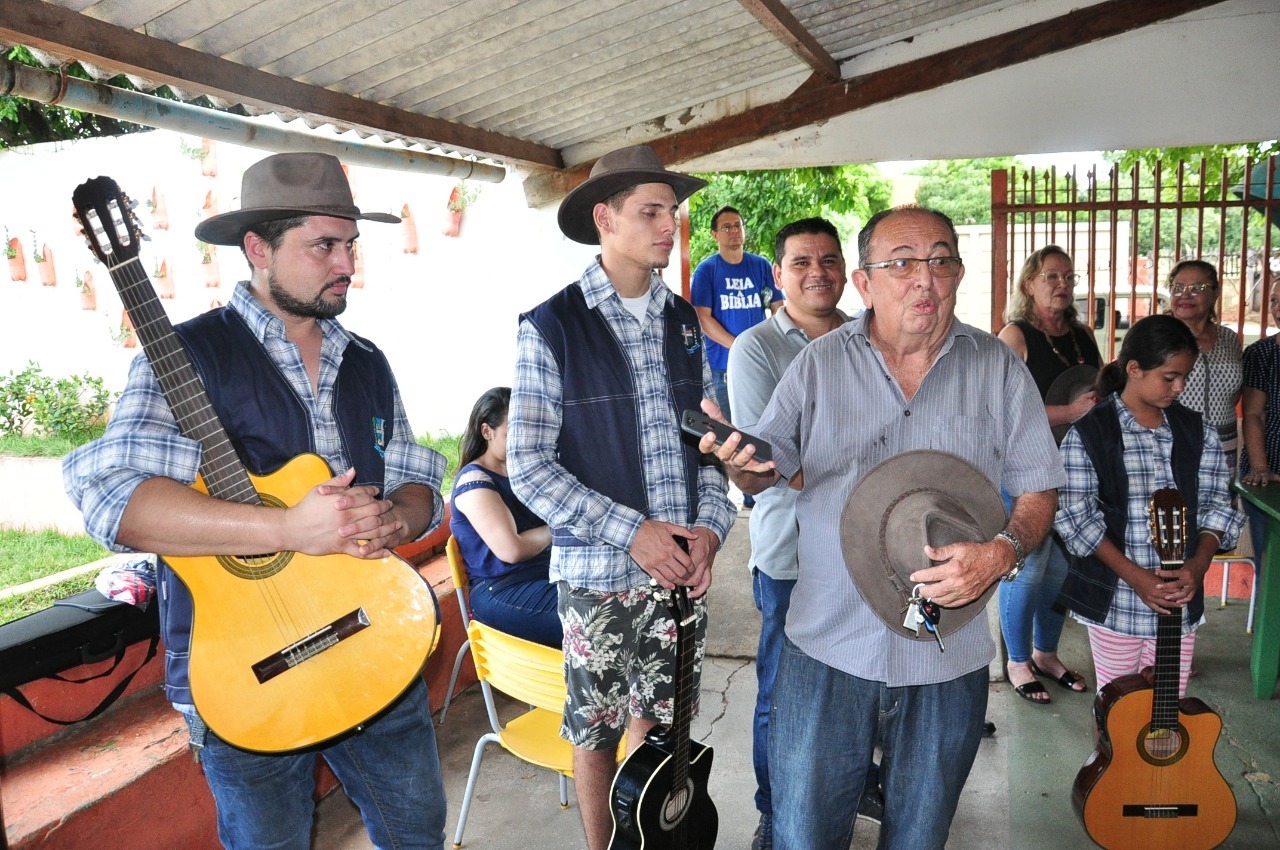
[738,0,841,83]
[0,0,562,170]
[526,0,1228,205]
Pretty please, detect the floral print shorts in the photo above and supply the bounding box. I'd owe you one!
[557,581,707,751]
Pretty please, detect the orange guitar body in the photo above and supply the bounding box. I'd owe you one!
[1075,668,1236,850]
[1075,489,1237,849]
[172,453,439,753]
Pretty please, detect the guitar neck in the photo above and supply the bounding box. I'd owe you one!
[669,587,696,791]
[1151,607,1184,731]
[108,255,259,505]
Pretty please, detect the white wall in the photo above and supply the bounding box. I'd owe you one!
[0,130,607,435]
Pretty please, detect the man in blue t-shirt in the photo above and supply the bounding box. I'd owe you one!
[691,206,783,423]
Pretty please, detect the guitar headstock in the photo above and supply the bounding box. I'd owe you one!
[1148,487,1186,563]
[71,176,145,266]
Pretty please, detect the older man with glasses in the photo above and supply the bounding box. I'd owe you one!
[701,205,1064,850]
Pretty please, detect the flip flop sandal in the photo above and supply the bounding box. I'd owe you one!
[1031,662,1087,692]
[1012,680,1050,704]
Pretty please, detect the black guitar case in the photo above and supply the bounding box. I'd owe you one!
[0,588,160,724]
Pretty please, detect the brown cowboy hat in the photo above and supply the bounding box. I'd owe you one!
[840,450,1008,641]
[194,152,399,246]
[1045,364,1098,444]
[558,145,707,245]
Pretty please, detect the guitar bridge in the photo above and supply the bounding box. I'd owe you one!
[1122,804,1199,818]
[251,608,371,683]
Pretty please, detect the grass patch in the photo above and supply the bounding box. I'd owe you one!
[0,572,98,625]
[419,431,462,496]
[0,528,110,588]
[0,428,104,458]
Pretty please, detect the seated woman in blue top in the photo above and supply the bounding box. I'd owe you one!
[450,387,560,647]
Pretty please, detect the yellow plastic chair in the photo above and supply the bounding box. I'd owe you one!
[438,536,474,725]
[453,619,573,848]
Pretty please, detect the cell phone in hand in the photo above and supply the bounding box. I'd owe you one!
[680,409,773,463]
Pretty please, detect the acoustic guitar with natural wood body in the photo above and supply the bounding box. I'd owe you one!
[72,176,439,754]
[1074,487,1236,849]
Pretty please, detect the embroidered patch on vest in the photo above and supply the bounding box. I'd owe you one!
[681,322,702,354]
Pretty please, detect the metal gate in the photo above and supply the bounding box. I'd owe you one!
[991,155,1279,358]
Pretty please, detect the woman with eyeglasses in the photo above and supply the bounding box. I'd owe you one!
[1165,260,1243,475]
[996,245,1101,704]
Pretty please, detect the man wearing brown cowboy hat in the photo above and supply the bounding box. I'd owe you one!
[65,152,448,849]
[508,144,735,850]
[701,205,1065,850]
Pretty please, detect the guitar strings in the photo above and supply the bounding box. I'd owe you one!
[110,245,329,655]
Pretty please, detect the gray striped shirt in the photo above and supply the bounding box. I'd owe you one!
[754,311,1065,686]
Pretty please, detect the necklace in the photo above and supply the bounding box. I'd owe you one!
[1036,321,1083,367]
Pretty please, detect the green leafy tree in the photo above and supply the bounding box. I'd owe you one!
[1103,142,1278,256]
[1,45,166,149]
[911,157,1022,225]
[686,165,892,265]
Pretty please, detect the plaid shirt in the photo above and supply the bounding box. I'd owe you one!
[1055,395,1244,637]
[64,282,444,550]
[508,260,734,591]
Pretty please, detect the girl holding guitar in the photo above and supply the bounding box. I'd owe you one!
[1055,314,1243,701]
[1055,314,1245,850]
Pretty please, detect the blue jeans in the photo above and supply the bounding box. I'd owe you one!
[769,639,987,850]
[185,679,446,850]
[998,532,1069,663]
[470,564,562,647]
[751,568,796,816]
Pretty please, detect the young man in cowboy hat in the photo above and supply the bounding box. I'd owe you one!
[702,205,1064,850]
[65,152,448,850]
[507,144,735,850]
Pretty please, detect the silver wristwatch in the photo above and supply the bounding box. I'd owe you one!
[995,530,1026,582]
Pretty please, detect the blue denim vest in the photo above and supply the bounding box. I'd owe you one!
[1056,395,1205,624]
[157,307,396,704]
[523,284,705,546]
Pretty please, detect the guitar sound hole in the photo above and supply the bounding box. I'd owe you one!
[215,491,292,579]
[660,781,691,830]
[1139,725,1188,765]
[218,551,293,580]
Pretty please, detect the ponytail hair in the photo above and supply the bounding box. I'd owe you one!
[460,387,511,468]
[1094,314,1197,397]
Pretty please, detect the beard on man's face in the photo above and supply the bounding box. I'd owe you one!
[267,269,348,320]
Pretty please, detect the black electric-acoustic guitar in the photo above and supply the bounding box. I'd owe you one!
[71,176,439,754]
[1075,487,1236,850]
[608,582,717,849]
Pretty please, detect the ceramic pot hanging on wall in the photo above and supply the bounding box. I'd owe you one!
[155,259,175,298]
[77,272,96,310]
[201,139,217,177]
[401,204,419,254]
[351,242,365,289]
[150,188,169,230]
[120,309,137,348]
[37,245,56,286]
[7,238,26,281]
[443,187,464,238]
[200,190,219,220]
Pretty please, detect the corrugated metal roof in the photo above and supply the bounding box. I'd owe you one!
[0,0,1245,191]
